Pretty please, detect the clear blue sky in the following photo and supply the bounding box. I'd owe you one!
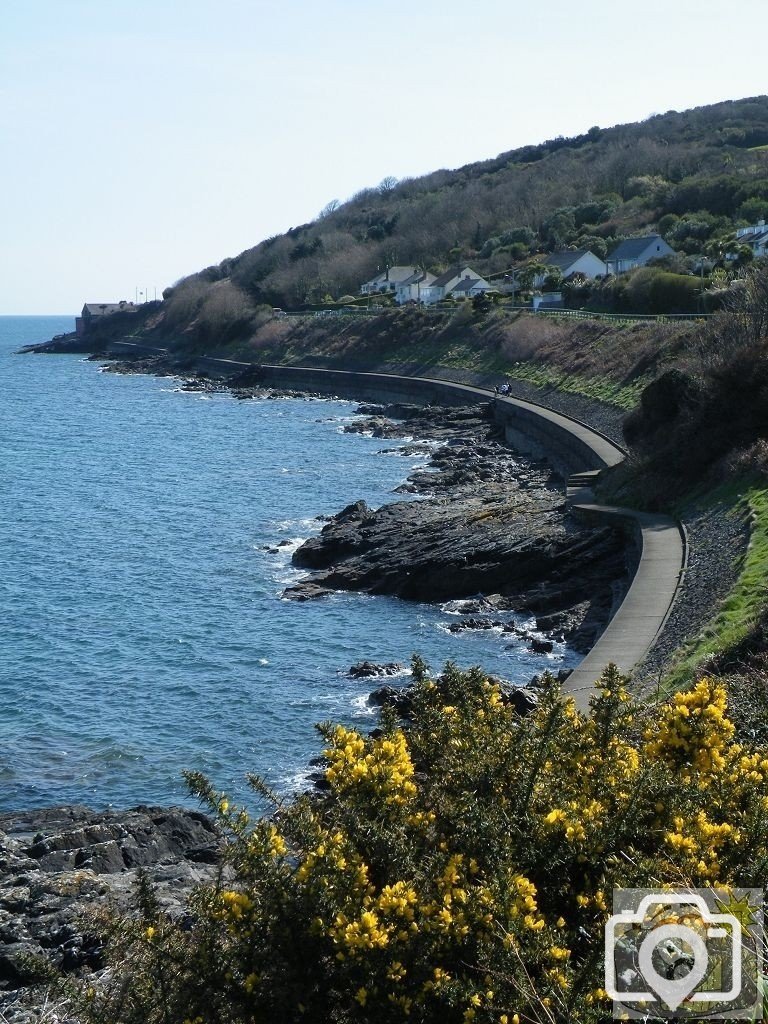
[2,0,767,314]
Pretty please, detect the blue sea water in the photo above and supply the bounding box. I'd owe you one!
[0,316,577,813]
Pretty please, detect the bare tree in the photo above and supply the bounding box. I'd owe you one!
[318,199,340,220]
[377,176,398,196]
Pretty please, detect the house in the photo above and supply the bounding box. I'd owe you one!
[606,235,675,274]
[76,301,138,337]
[734,221,768,258]
[360,266,418,295]
[394,270,436,305]
[419,266,490,305]
[534,250,607,287]
[449,275,493,300]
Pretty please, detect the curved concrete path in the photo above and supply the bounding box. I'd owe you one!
[487,393,686,707]
[108,345,687,707]
[562,477,685,706]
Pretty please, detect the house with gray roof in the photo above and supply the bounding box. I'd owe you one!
[450,275,493,299]
[360,266,418,295]
[534,250,606,287]
[734,221,768,258]
[76,301,138,337]
[419,266,490,304]
[394,270,436,304]
[606,235,674,274]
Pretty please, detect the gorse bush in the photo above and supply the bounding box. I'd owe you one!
[69,664,768,1023]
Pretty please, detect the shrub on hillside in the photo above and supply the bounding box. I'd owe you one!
[193,281,263,345]
[611,266,768,504]
[60,664,768,1024]
[163,276,213,330]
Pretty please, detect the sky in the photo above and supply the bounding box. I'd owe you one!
[2,0,767,314]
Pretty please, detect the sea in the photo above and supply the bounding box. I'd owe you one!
[1,316,578,813]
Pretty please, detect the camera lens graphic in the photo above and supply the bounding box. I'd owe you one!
[637,923,709,1011]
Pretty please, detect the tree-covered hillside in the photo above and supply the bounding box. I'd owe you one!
[163,96,768,323]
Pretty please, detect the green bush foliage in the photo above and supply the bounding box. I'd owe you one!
[66,664,768,1024]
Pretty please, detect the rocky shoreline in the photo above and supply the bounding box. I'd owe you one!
[0,805,220,1018]
[284,401,630,654]
[77,349,633,654]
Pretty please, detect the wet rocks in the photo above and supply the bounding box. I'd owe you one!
[286,403,626,651]
[283,403,629,652]
[348,661,404,679]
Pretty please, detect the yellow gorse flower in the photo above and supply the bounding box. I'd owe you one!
[324,726,417,804]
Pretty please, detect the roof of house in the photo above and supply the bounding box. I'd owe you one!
[83,302,137,316]
[544,250,595,271]
[398,271,434,287]
[451,276,487,292]
[607,235,668,261]
[384,265,419,283]
[429,268,462,288]
[739,229,768,245]
[363,266,416,287]
[430,266,480,289]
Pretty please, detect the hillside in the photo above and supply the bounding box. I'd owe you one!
[157,95,768,328]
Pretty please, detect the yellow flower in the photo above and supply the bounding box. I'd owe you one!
[267,825,287,858]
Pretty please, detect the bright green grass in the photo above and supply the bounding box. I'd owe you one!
[664,485,768,689]
[502,361,650,411]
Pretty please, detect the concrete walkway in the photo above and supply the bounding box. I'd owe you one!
[562,479,686,707]
[486,394,686,709]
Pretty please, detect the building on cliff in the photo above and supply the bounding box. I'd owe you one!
[76,301,138,337]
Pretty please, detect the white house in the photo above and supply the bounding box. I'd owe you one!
[734,221,768,258]
[448,274,493,300]
[534,250,607,287]
[419,266,489,305]
[606,235,675,274]
[360,266,418,295]
[394,270,436,305]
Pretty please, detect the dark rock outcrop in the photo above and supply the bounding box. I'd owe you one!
[368,678,540,720]
[284,404,629,651]
[0,805,220,996]
[348,661,404,679]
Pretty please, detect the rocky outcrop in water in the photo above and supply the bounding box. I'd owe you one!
[284,404,629,652]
